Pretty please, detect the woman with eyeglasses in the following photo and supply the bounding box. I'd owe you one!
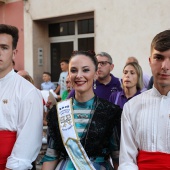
[109,62,143,109]
[41,51,122,170]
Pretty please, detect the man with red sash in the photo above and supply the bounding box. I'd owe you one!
[118,30,170,170]
[0,24,43,170]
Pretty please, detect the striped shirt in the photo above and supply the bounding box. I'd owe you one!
[73,97,94,139]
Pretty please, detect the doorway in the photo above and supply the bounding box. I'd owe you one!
[51,41,73,82]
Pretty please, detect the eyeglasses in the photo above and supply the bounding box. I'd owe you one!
[98,61,111,67]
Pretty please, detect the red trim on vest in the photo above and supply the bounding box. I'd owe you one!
[0,131,16,170]
[137,150,170,170]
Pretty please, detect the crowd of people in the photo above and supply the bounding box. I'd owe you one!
[0,23,170,170]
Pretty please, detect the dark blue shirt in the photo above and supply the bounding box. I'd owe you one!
[109,90,141,109]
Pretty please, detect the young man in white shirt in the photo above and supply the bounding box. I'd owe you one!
[118,30,170,170]
[0,24,43,170]
[54,59,69,96]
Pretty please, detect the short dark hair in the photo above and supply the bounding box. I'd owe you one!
[60,58,69,64]
[43,72,51,77]
[151,29,170,53]
[96,52,113,64]
[0,24,19,49]
[70,50,97,71]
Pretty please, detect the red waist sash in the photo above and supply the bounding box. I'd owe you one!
[137,150,170,170]
[0,131,16,170]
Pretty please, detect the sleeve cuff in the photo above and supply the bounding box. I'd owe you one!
[6,156,32,170]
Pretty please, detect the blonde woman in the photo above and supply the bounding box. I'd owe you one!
[109,62,143,109]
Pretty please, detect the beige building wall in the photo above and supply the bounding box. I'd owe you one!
[0,0,24,70]
[23,0,170,88]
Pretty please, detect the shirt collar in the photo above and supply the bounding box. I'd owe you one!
[96,73,113,85]
[121,89,141,98]
[152,86,170,97]
[0,69,14,81]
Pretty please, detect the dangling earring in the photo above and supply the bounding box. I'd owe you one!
[93,79,96,89]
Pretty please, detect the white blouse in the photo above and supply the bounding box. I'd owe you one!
[0,70,43,170]
[118,87,170,170]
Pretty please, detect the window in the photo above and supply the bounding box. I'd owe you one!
[49,15,94,81]
[78,37,94,51]
[78,18,94,34]
[49,21,75,37]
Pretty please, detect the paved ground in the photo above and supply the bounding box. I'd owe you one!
[35,141,47,170]
[36,165,42,170]
[35,155,43,170]
[35,130,47,170]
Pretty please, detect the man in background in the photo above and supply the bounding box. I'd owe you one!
[41,71,56,91]
[54,58,69,96]
[95,52,122,100]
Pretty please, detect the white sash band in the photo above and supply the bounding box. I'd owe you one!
[57,99,95,170]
